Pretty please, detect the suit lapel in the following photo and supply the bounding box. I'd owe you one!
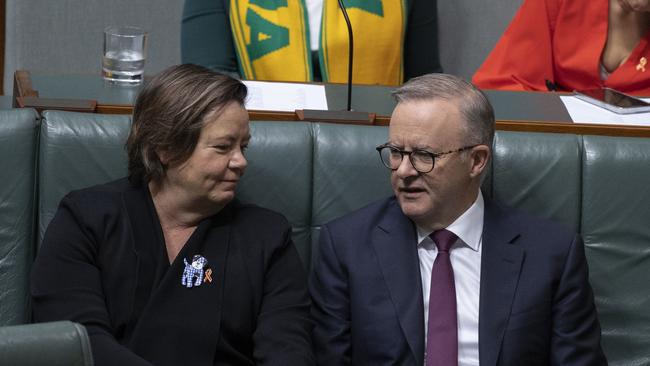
[479,200,524,366]
[372,199,425,365]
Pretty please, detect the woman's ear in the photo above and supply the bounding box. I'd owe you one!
[156,148,170,165]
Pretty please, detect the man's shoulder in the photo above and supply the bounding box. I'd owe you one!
[492,201,573,233]
[486,199,578,252]
[324,196,400,232]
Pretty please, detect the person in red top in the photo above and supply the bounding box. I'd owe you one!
[473,0,650,96]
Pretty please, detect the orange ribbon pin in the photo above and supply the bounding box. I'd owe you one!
[204,268,213,283]
[637,57,647,72]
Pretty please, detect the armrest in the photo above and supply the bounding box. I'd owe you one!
[0,321,94,366]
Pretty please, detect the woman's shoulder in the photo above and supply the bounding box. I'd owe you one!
[61,177,137,213]
[70,177,131,193]
[230,200,290,228]
[228,201,293,252]
[43,178,139,252]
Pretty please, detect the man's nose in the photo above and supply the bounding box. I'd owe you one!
[394,155,419,179]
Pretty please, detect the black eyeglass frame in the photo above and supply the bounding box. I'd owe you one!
[375,143,480,173]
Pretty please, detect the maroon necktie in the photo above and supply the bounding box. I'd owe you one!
[426,229,458,366]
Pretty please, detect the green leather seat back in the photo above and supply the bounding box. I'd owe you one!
[0,109,39,325]
[581,135,650,366]
[38,111,130,245]
[24,113,650,366]
[491,131,582,231]
[237,122,314,266]
[311,123,392,264]
[0,321,93,366]
[312,123,391,224]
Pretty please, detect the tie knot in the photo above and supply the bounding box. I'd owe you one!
[430,229,457,252]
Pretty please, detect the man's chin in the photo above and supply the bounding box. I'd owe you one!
[397,200,430,221]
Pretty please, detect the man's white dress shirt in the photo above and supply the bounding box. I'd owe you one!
[417,191,484,366]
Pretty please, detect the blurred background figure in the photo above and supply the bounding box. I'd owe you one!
[181,0,442,85]
[473,0,650,95]
[31,64,314,366]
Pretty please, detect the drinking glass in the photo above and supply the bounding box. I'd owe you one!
[102,26,148,85]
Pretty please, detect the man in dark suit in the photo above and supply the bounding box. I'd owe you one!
[309,74,607,365]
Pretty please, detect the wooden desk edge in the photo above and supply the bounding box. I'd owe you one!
[62,103,650,138]
[496,119,650,137]
[96,104,136,115]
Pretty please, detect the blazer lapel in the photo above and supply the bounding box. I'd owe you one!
[372,199,425,365]
[121,183,162,329]
[478,200,524,366]
[125,198,231,366]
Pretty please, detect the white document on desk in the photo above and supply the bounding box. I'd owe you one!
[243,80,328,112]
[560,95,650,126]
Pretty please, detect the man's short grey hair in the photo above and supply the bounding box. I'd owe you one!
[392,73,495,147]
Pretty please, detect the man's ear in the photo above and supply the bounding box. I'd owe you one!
[469,145,490,178]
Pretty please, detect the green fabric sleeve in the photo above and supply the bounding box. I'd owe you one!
[181,0,240,77]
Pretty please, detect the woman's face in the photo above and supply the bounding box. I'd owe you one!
[162,101,250,211]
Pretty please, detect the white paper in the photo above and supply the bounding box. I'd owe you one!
[242,80,328,112]
[560,95,650,126]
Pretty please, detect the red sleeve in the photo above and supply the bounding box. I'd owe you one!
[472,0,561,91]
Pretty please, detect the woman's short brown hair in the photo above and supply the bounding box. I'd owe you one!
[126,64,247,182]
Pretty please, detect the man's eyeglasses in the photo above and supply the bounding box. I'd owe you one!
[375,144,479,173]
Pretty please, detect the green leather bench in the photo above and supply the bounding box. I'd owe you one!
[0,109,38,327]
[0,109,94,365]
[0,321,94,366]
[1,109,649,365]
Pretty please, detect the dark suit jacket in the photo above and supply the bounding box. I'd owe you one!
[309,196,607,365]
[32,178,314,366]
